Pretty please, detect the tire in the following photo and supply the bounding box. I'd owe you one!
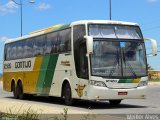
[17,82,25,100]
[64,83,73,106]
[12,82,18,99]
[109,100,122,106]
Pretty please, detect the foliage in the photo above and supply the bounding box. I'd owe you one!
[80,113,96,120]
[147,64,153,70]
[0,107,97,120]
[1,106,39,120]
[48,108,68,120]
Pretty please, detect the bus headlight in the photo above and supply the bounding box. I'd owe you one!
[90,80,106,87]
[138,81,148,87]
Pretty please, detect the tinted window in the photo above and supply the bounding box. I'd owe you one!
[24,38,34,58]
[5,28,71,60]
[16,41,25,59]
[89,24,142,39]
[10,43,16,60]
[73,25,88,79]
[34,36,45,56]
[45,33,52,54]
[58,29,71,52]
[5,44,10,60]
[45,28,71,54]
[45,32,58,54]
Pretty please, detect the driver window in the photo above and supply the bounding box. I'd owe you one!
[79,42,88,79]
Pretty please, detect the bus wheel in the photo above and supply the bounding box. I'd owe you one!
[64,83,73,106]
[109,100,122,105]
[11,81,18,99]
[17,82,25,100]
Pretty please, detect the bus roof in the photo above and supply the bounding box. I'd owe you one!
[70,20,139,26]
[5,20,139,44]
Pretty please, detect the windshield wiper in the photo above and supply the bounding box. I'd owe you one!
[122,48,137,78]
[109,49,120,77]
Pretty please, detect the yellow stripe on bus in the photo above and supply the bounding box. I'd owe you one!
[24,57,43,93]
[133,78,141,83]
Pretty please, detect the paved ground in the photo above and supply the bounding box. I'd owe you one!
[0,81,160,119]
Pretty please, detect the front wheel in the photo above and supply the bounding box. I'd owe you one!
[109,100,122,105]
[64,83,73,106]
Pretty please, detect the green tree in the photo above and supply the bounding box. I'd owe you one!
[147,64,153,70]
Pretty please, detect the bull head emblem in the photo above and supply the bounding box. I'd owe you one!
[75,84,86,97]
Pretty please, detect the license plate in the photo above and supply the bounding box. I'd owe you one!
[118,92,128,95]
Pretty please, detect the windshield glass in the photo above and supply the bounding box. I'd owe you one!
[89,24,142,39]
[91,40,147,78]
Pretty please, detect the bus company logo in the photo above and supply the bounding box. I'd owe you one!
[15,60,31,69]
[75,84,86,97]
[4,63,11,69]
[106,79,119,83]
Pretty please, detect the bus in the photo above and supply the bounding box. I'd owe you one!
[3,20,157,106]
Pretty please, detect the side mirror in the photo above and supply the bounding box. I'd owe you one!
[144,38,157,56]
[84,36,93,55]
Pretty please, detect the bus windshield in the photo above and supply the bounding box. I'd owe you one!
[89,24,142,39]
[89,24,147,78]
[91,40,147,78]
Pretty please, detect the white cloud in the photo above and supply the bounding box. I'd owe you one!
[37,3,51,10]
[6,1,18,9]
[0,37,9,42]
[0,1,18,16]
[147,0,159,3]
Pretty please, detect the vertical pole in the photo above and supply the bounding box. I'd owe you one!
[20,0,23,37]
[109,0,112,20]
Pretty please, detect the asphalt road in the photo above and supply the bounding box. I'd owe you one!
[0,82,160,115]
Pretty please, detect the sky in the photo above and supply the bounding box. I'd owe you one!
[0,0,160,72]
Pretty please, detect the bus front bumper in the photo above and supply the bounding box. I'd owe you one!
[88,86,147,100]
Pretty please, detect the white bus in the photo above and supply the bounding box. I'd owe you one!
[3,20,157,105]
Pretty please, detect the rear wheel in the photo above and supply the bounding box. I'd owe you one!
[11,81,18,99]
[109,100,122,105]
[17,81,25,100]
[64,83,73,106]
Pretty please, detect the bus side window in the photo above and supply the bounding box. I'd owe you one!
[34,36,45,56]
[59,28,71,52]
[5,44,9,60]
[50,32,58,53]
[7,44,11,60]
[16,41,25,59]
[45,33,52,54]
[65,29,71,51]
[46,32,58,54]
[45,29,71,55]
[24,39,28,58]
[10,43,16,60]
[24,39,34,58]
[56,34,61,53]
[59,30,65,52]
[41,36,46,55]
